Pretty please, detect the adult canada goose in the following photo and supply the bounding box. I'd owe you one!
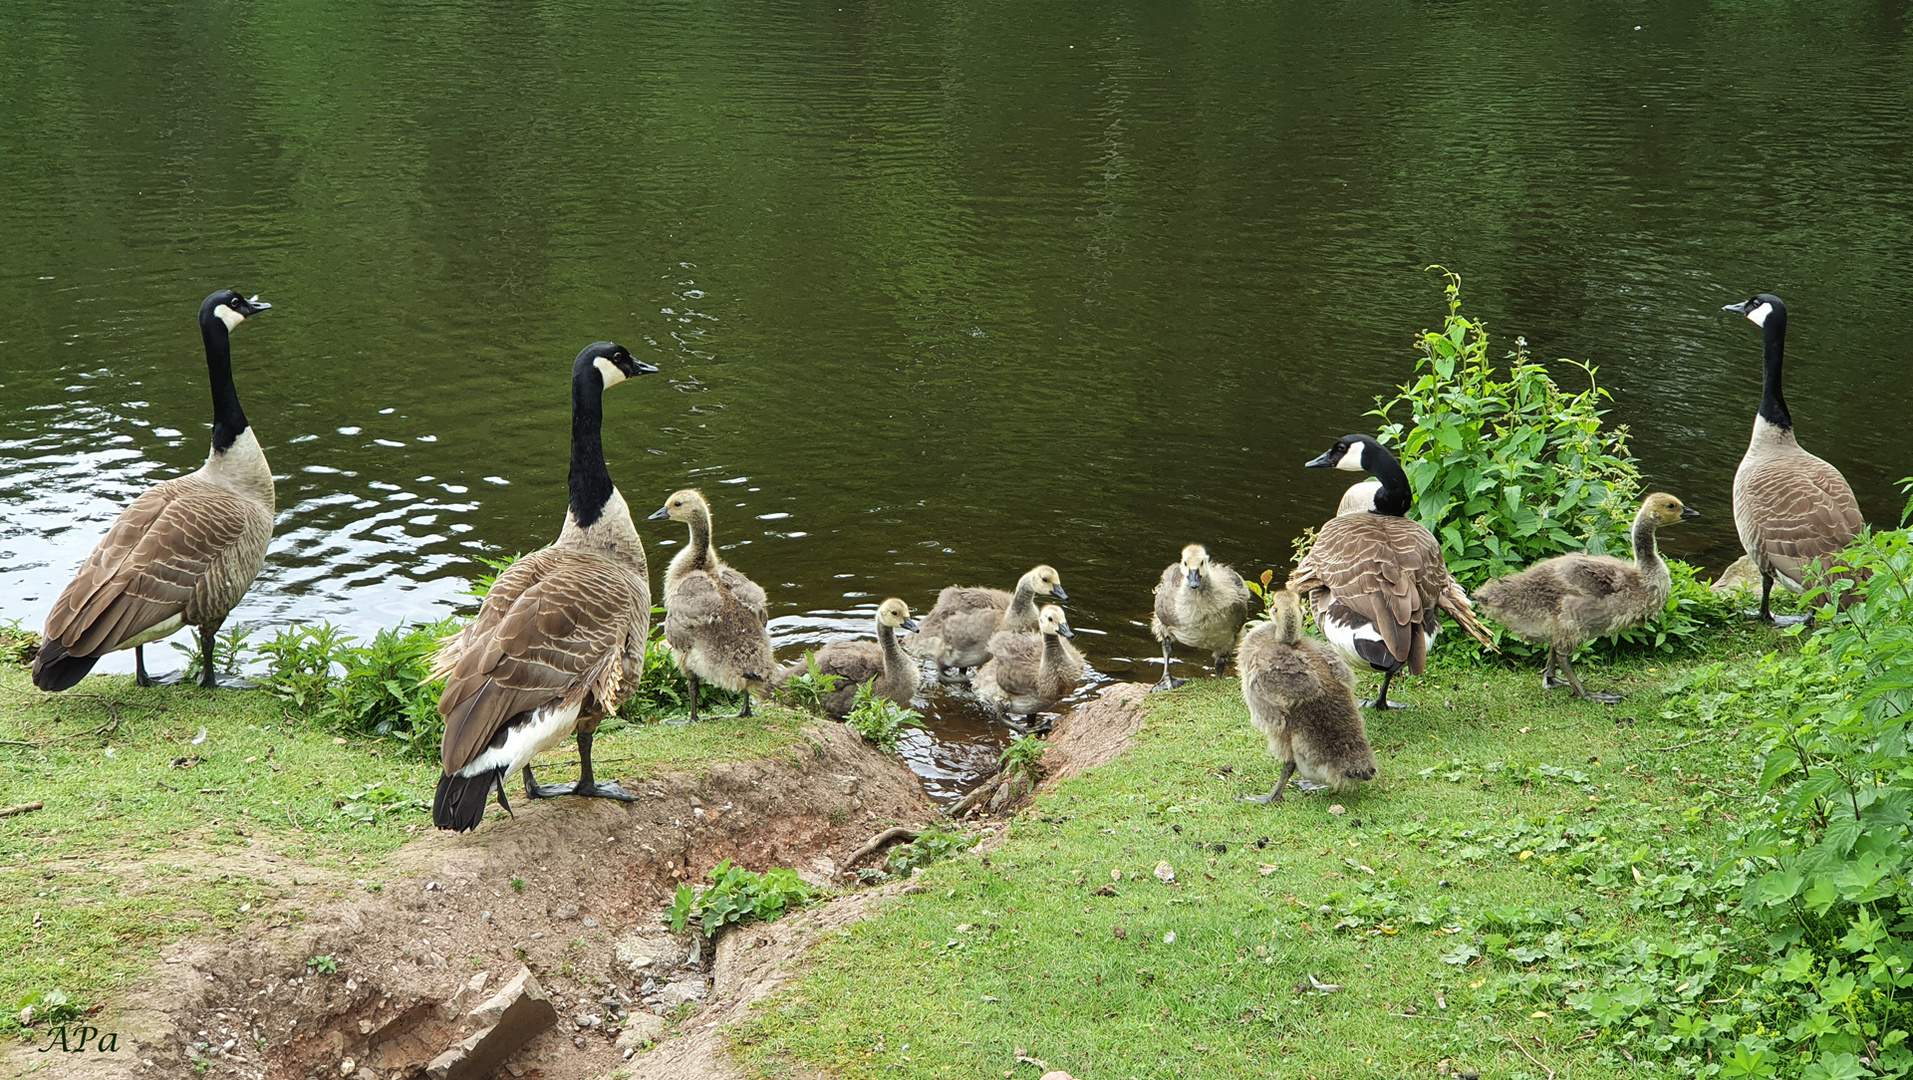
[650,489,774,722]
[1237,587,1377,804]
[1288,434,1494,709]
[1473,493,1699,703]
[974,604,1085,719]
[907,565,1067,680]
[33,290,274,692]
[1723,293,1865,626]
[1150,544,1254,691]
[776,598,921,719]
[430,342,658,833]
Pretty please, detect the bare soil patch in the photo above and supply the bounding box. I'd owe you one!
[7,720,928,1080]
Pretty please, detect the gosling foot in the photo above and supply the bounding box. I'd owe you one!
[1151,676,1188,693]
[1542,674,1572,691]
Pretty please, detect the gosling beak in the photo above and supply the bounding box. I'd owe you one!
[901,617,921,633]
[1185,569,1202,589]
[647,506,670,521]
[1050,584,1069,601]
[1304,449,1339,468]
[1056,624,1075,639]
[1681,506,1700,519]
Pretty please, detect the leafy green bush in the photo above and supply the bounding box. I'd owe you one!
[0,620,38,667]
[998,734,1049,784]
[843,682,922,753]
[171,626,253,683]
[1368,267,1642,588]
[254,622,353,711]
[324,620,459,759]
[667,860,814,937]
[771,651,843,715]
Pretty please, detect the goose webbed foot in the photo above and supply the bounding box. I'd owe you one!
[1151,676,1188,693]
[523,765,568,800]
[576,780,639,802]
[1242,789,1282,804]
[1578,690,1625,705]
[1244,762,1298,804]
[1002,714,1052,736]
[1765,613,1812,629]
[1542,674,1572,691]
[1360,696,1411,711]
[149,669,250,689]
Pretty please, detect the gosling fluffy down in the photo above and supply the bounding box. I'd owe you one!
[1473,492,1698,703]
[1237,588,1377,803]
[907,564,1066,678]
[973,604,1085,717]
[776,598,921,718]
[1150,544,1254,690]
[651,489,774,722]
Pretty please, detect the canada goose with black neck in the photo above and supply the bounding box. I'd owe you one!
[1723,293,1864,626]
[1474,493,1699,703]
[33,289,275,692]
[430,342,658,833]
[1287,434,1493,709]
[651,489,774,723]
[776,598,921,718]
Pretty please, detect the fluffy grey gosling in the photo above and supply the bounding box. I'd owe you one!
[1238,587,1377,804]
[1150,544,1253,691]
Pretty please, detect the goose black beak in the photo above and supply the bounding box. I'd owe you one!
[1185,569,1202,589]
[647,506,670,521]
[901,617,921,633]
[630,358,660,376]
[1304,449,1339,468]
[1681,506,1701,519]
[1721,300,1754,315]
[240,294,271,316]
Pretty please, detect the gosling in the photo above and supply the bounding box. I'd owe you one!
[1237,587,1377,804]
[973,604,1085,720]
[649,489,774,722]
[1472,492,1700,703]
[1150,544,1254,691]
[908,564,1067,680]
[776,598,921,719]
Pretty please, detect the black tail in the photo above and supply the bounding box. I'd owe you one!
[30,639,96,693]
[434,768,504,833]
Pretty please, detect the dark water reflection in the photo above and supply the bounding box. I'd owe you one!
[3,0,1911,793]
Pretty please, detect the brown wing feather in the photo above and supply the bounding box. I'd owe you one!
[1290,515,1492,669]
[718,566,769,626]
[1739,453,1865,584]
[435,549,646,773]
[43,478,260,655]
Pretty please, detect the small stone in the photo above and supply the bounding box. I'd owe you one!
[572,1036,588,1049]
[1041,1072,1077,1080]
[356,1069,376,1080]
[614,1013,667,1052]
[572,1011,603,1029]
[480,911,492,922]
[1153,861,1175,884]
[340,1062,355,1076]
[358,1019,373,1035]
[1328,804,1347,815]
[582,917,598,929]
[553,904,580,921]
[426,881,441,891]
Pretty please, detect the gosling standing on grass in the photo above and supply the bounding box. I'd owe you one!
[1237,587,1377,804]
[1472,493,1699,703]
[651,489,774,722]
[1150,544,1254,691]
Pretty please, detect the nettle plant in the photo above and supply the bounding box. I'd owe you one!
[1368,267,1641,589]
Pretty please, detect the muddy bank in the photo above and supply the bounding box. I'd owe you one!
[7,720,928,1080]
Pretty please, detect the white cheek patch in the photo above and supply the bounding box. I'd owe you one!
[213,304,244,331]
[1746,302,1773,327]
[593,356,628,388]
[1335,443,1366,471]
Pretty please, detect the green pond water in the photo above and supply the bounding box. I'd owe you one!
[3,1,1911,794]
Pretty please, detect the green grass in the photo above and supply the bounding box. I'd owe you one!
[0,660,818,1037]
[732,626,1790,1079]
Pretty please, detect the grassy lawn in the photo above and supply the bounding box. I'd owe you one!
[733,622,1787,1079]
[0,657,817,1037]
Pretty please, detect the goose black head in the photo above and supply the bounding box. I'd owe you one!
[1305,434,1381,472]
[1723,293,1786,329]
[200,290,271,332]
[575,341,658,389]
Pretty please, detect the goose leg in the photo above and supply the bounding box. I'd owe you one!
[666,674,700,726]
[525,730,637,801]
[1362,668,1410,710]
[187,622,254,690]
[1214,652,1228,677]
[1243,760,1297,804]
[1560,650,1622,704]
[1542,647,1571,691]
[1151,640,1186,692]
[736,689,753,719]
[135,646,152,688]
